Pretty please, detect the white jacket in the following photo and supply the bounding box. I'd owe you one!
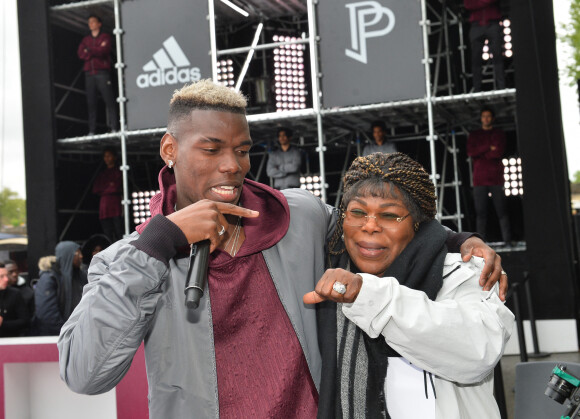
[343,254,515,419]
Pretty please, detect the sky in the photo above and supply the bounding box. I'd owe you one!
[554,0,580,181]
[0,0,25,198]
[0,0,579,200]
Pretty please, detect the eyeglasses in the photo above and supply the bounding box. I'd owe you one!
[343,209,411,229]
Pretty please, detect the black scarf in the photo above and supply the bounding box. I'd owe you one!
[319,219,448,419]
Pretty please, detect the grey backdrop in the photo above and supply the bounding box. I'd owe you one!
[318,0,426,108]
[122,0,212,130]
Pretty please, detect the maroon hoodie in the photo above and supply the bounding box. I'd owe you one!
[77,31,113,75]
[466,127,506,186]
[137,167,318,418]
[464,0,501,26]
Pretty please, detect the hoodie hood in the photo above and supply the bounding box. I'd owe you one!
[137,166,290,255]
[136,166,177,233]
[55,241,80,318]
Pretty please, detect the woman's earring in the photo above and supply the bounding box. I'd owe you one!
[414,222,419,232]
[168,160,174,169]
[341,234,344,241]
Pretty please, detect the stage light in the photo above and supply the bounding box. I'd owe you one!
[480,19,514,60]
[299,175,324,197]
[216,59,235,89]
[272,34,308,111]
[132,190,159,224]
[501,19,514,58]
[503,157,523,196]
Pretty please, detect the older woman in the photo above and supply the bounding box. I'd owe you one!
[305,152,514,419]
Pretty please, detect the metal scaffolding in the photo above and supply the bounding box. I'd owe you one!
[50,0,517,236]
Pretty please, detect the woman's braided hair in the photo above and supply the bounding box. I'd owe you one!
[329,152,437,255]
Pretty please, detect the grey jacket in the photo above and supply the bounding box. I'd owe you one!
[58,189,336,419]
[266,147,302,189]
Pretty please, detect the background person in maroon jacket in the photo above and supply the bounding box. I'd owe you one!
[464,0,505,92]
[92,148,123,242]
[77,15,119,135]
[467,107,511,243]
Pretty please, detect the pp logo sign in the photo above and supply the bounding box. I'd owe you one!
[345,1,396,64]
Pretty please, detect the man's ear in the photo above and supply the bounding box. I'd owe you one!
[160,132,177,165]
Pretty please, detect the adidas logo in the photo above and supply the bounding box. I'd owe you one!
[136,36,202,89]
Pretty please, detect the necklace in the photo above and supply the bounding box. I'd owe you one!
[225,216,242,257]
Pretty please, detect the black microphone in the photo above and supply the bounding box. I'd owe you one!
[184,240,210,309]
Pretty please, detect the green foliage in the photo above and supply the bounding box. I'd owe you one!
[0,187,27,228]
[574,170,580,184]
[561,0,580,85]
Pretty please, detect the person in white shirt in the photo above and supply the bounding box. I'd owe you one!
[305,152,514,419]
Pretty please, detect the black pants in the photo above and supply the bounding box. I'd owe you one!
[473,185,511,242]
[85,71,119,133]
[100,216,123,243]
[469,20,505,92]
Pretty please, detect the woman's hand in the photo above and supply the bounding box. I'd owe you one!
[303,268,363,304]
[460,236,507,301]
[167,200,259,252]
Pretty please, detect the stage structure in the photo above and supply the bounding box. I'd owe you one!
[19,0,580,386]
[49,0,518,239]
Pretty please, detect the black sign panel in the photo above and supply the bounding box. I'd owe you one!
[318,0,426,107]
[122,0,211,130]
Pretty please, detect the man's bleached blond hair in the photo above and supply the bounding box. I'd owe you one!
[168,79,247,130]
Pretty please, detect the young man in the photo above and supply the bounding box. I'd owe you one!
[464,0,505,92]
[58,80,506,418]
[0,262,29,337]
[92,148,123,242]
[5,259,34,327]
[35,242,87,336]
[266,127,303,189]
[362,120,397,156]
[467,107,511,243]
[77,15,119,135]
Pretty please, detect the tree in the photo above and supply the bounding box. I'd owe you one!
[0,187,27,229]
[573,170,580,184]
[562,0,580,85]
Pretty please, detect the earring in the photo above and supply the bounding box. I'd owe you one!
[414,222,419,232]
[167,160,174,169]
[341,234,344,241]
